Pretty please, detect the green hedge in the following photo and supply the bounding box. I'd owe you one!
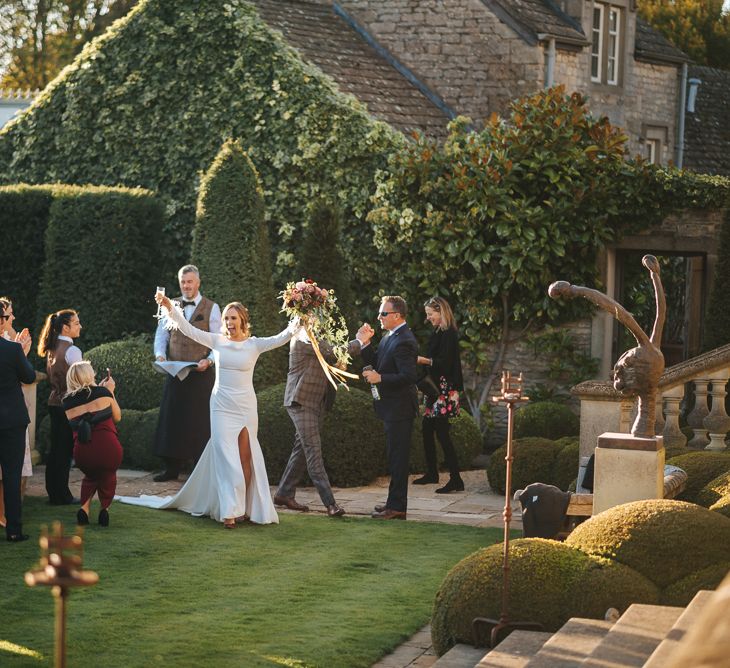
[0,0,399,296]
[117,408,160,471]
[666,451,730,503]
[35,185,164,350]
[487,437,578,494]
[85,336,164,410]
[703,208,730,351]
[192,139,286,390]
[431,538,658,655]
[257,383,386,488]
[0,184,55,329]
[513,401,579,439]
[565,499,730,590]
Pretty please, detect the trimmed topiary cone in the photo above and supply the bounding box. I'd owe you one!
[430,538,658,656]
[566,499,730,590]
[666,451,730,503]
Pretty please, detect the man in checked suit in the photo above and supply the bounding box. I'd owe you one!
[353,295,419,520]
[274,329,346,518]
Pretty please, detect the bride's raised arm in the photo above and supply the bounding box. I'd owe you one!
[161,300,221,350]
[253,319,301,355]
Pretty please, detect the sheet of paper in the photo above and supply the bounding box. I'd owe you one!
[153,360,199,381]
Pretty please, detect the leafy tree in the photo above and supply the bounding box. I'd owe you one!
[0,0,137,89]
[368,87,727,431]
[296,199,355,327]
[639,0,730,69]
[191,139,285,388]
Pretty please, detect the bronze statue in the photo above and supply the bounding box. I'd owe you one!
[548,254,665,438]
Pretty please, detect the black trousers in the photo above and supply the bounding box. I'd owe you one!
[383,418,414,512]
[422,417,460,477]
[0,425,27,537]
[45,405,75,504]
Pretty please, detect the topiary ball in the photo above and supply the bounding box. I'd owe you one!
[513,401,579,439]
[116,408,160,470]
[710,494,730,518]
[486,438,560,494]
[551,437,579,492]
[660,562,730,606]
[566,499,730,589]
[694,470,730,508]
[256,383,386,487]
[666,452,730,503]
[409,411,483,474]
[430,538,657,656]
[86,336,164,411]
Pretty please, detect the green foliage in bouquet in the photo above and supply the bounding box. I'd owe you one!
[86,336,164,411]
[0,0,399,295]
[192,139,285,390]
[36,185,164,349]
[0,184,56,329]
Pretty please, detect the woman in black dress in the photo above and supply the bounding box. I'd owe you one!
[62,361,122,526]
[413,297,464,493]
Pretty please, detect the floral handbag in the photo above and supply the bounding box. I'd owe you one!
[423,376,461,419]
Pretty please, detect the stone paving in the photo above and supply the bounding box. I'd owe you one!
[24,466,519,667]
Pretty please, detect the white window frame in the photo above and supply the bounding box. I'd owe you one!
[645,138,659,164]
[591,4,604,83]
[607,7,621,85]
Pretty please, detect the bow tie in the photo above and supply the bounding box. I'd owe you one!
[180,300,195,308]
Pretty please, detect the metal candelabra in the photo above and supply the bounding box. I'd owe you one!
[472,371,543,648]
[25,523,99,668]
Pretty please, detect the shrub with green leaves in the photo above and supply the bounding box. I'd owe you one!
[514,401,579,440]
[85,336,164,411]
[666,451,730,503]
[117,408,160,471]
[487,437,559,494]
[703,209,730,351]
[192,139,285,389]
[409,412,483,474]
[257,383,386,487]
[695,470,730,508]
[0,0,399,295]
[566,499,730,590]
[431,538,658,655]
[35,186,164,350]
[0,184,56,328]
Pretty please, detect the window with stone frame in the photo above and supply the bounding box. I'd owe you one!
[591,3,623,85]
[642,125,668,165]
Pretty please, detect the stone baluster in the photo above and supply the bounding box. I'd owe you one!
[686,378,710,449]
[655,392,665,435]
[704,372,730,451]
[662,385,687,449]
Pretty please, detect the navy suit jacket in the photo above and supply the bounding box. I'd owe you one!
[358,324,419,422]
[0,337,36,430]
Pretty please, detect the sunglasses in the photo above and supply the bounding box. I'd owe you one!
[379,311,397,317]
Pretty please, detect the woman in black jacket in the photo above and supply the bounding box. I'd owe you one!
[414,297,464,493]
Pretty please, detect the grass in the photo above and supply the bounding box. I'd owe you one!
[1,498,502,667]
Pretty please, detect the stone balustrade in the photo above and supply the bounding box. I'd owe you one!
[573,343,730,466]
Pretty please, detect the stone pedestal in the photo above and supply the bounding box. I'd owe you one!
[593,432,664,515]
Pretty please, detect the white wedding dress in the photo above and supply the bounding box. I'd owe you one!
[118,305,297,524]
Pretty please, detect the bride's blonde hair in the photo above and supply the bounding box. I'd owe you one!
[222,302,251,337]
[65,361,96,397]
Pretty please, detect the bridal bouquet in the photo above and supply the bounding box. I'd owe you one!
[280,279,357,389]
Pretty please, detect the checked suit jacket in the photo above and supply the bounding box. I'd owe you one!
[284,337,337,413]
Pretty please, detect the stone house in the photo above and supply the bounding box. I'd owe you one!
[0,89,37,130]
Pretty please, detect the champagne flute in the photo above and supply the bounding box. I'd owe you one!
[155,286,165,319]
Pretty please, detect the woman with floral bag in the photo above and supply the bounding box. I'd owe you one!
[413,297,464,493]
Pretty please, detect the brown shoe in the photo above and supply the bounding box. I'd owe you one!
[373,503,387,513]
[326,503,346,517]
[274,495,309,512]
[371,508,406,520]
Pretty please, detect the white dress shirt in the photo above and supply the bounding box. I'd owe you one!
[58,335,83,364]
[154,293,222,361]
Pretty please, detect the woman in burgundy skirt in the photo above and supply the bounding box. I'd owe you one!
[62,361,122,527]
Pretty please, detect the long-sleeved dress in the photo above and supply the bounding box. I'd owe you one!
[118,305,297,524]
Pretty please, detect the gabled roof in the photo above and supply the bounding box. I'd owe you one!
[684,65,730,177]
[249,0,451,138]
[634,18,689,65]
[481,0,587,46]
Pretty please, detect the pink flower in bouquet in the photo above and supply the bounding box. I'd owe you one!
[440,407,447,415]
[295,281,308,291]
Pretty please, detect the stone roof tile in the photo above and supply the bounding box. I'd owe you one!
[634,17,689,65]
[249,0,450,138]
[483,0,587,44]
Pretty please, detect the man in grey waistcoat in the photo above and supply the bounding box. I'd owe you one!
[274,329,345,518]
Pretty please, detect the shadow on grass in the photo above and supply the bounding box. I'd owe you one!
[2,497,502,667]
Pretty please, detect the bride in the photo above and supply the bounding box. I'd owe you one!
[118,294,299,528]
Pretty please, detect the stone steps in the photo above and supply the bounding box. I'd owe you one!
[476,630,552,667]
[523,618,614,668]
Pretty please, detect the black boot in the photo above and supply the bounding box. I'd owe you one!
[436,475,464,494]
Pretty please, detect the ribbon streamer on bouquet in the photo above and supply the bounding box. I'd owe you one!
[304,322,358,390]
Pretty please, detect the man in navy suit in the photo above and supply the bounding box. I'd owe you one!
[0,301,36,542]
[352,296,418,519]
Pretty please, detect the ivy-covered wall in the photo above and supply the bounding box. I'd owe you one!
[0,0,401,298]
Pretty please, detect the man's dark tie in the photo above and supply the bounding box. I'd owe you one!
[181,300,195,308]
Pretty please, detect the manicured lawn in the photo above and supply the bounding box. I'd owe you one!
[2,498,501,667]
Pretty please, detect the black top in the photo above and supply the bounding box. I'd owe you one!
[63,386,114,443]
[0,337,36,429]
[425,328,463,391]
